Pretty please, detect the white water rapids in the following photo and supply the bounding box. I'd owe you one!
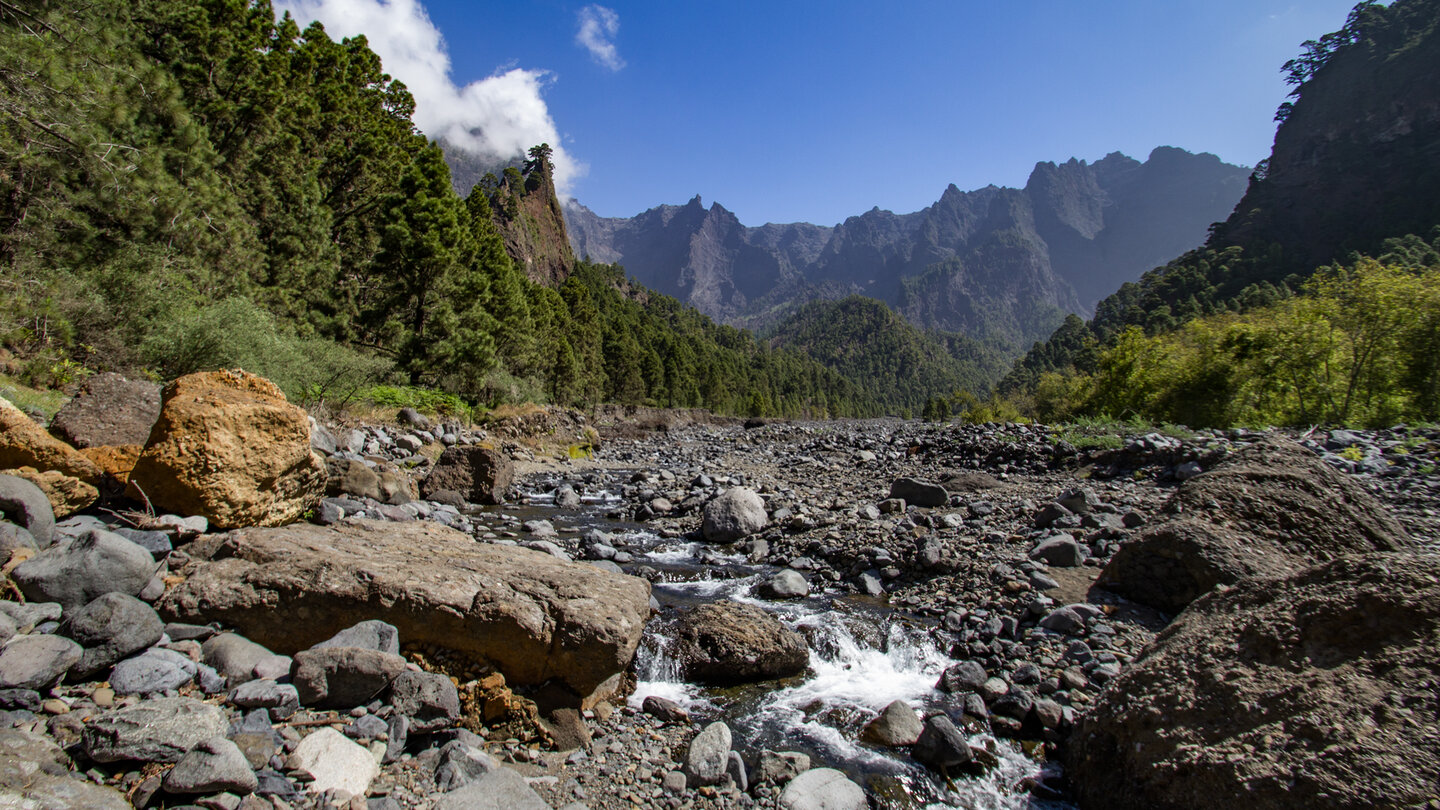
[508,486,1073,808]
[631,555,1074,810]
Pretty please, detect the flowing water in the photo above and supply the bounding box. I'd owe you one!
[511,485,1074,809]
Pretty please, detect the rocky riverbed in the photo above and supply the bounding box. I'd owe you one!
[1,373,1438,809]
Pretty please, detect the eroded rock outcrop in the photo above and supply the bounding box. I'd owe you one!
[1072,553,1440,810]
[1098,438,1412,613]
[157,519,652,706]
[126,370,326,529]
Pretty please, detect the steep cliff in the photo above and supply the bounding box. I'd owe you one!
[488,146,576,287]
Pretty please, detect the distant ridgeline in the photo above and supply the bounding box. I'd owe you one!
[562,149,1250,352]
[0,0,877,418]
[1002,0,1440,428]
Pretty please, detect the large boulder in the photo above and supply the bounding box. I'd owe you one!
[888,477,949,508]
[1098,438,1413,613]
[0,396,101,483]
[157,519,652,706]
[421,446,513,504]
[12,528,159,613]
[701,487,768,543]
[48,373,161,449]
[1071,553,1440,810]
[126,370,326,529]
[671,601,807,685]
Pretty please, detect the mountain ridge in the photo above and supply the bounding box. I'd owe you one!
[563,147,1249,350]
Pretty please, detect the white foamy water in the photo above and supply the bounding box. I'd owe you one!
[628,631,713,712]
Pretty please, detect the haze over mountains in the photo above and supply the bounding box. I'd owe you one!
[563,147,1249,349]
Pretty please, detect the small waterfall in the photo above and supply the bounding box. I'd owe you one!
[629,629,709,710]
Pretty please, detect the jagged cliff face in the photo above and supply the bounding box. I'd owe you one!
[1212,0,1440,270]
[492,162,576,287]
[565,147,1248,346]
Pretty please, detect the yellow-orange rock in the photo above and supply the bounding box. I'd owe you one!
[1,466,98,518]
[127,370,325,529]
[0,397,101,483]
[79,445,142,485]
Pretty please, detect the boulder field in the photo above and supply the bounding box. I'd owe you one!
[0,370,1438,809]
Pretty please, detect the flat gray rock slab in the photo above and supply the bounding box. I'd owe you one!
[432,766,550,810]
[163,736,259,794]
[82,696,228,763]
[160,519,651,705]
[0,633,81,690]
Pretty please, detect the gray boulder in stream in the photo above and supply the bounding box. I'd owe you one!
[671,601,807,685]
[701,487,768,542]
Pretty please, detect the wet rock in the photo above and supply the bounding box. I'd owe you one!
[0,473,55,546]
[161,520,651,707]
[83,696,228,763]
[127,370,327,529]
[421,446,513,505]
[1099,438,1414,613]
[48,373,161,449]
[701,487,768,542]
[291,646,407,708]
[889,478,948,508]
[12,528,158,612]
[641,695,690,723]
[780,768,867,810]
[163,736,259,795]
[755,750,810,786]
[0,634,82,690]
[912,714,973,770]
[859,699,923,747]
[671,601,808,684]
[64,592,164,678]
[390,670,460,732]
[757,569,810,599]
[432,766,549,810]
[936,660,988,694]
[684,721,732,786]
[289,727,378,796]
[1073,553,1440,810]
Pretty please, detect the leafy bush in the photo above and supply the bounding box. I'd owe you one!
[361,385,474,421]
[140,298,393,403]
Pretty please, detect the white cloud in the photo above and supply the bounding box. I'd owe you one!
[275,0,582,194]
[575,5,624,71]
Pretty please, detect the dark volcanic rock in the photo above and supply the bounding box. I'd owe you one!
[671,602,807,685]
[421,446,513,505]
[48,373,161,449]
[1072,553,1440,810]
[1098,438,1413,613]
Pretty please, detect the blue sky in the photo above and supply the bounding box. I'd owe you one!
[277,0,1361,227]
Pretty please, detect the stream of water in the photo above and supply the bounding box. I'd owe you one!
[509,486,1074,810]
